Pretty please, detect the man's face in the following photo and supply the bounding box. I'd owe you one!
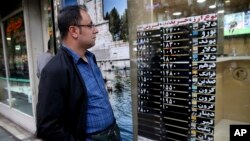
[77,10,98,49]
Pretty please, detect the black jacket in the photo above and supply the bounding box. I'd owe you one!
[36,47,94,141]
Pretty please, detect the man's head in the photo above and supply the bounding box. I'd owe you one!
[58,5,98,49]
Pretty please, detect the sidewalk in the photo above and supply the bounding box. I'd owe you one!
[0,114,40,141]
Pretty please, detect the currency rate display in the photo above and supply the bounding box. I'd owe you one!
[137,13,217,141]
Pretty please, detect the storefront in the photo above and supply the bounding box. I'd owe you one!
[1,0,249,140]
[128,0,250,141]
[0,0,55,133]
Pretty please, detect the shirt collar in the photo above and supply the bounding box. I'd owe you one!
[61,45,81,64]
[61,45,92,64]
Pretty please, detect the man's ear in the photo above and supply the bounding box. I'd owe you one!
[69,26,78,39]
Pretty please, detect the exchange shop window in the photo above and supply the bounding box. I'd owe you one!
[129,0,250,141]
[3,12,33,116]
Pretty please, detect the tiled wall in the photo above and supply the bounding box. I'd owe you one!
[216,61,250,124]
[224,37,250,56]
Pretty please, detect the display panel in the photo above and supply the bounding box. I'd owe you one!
[137,13,217,141]
[224,11,250,36]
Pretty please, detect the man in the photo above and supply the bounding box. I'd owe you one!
[36,39,53,78]
[36,5,120,141]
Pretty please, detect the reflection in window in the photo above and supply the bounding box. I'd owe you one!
[43,0,55,54]
[0,29,5,77]
[3,12,33,116]
[128,0,250,141]
[5,12,29,79]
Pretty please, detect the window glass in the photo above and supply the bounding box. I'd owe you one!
[128,0,250,141]
[43,0,56,54]
[3,12,33,116]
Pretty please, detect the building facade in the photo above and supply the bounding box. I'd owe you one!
[0,0,250,141]
[0,0,56,133]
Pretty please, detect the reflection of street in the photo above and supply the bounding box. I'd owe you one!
[4,85,32,103]
[101,69,133,141]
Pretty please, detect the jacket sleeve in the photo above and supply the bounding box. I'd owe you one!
[36,65,77,141]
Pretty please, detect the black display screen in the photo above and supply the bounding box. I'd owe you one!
[137,18,217,140]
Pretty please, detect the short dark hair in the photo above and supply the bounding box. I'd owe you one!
[58,5,87,39]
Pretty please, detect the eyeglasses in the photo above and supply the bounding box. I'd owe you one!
[75,24,96,29]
